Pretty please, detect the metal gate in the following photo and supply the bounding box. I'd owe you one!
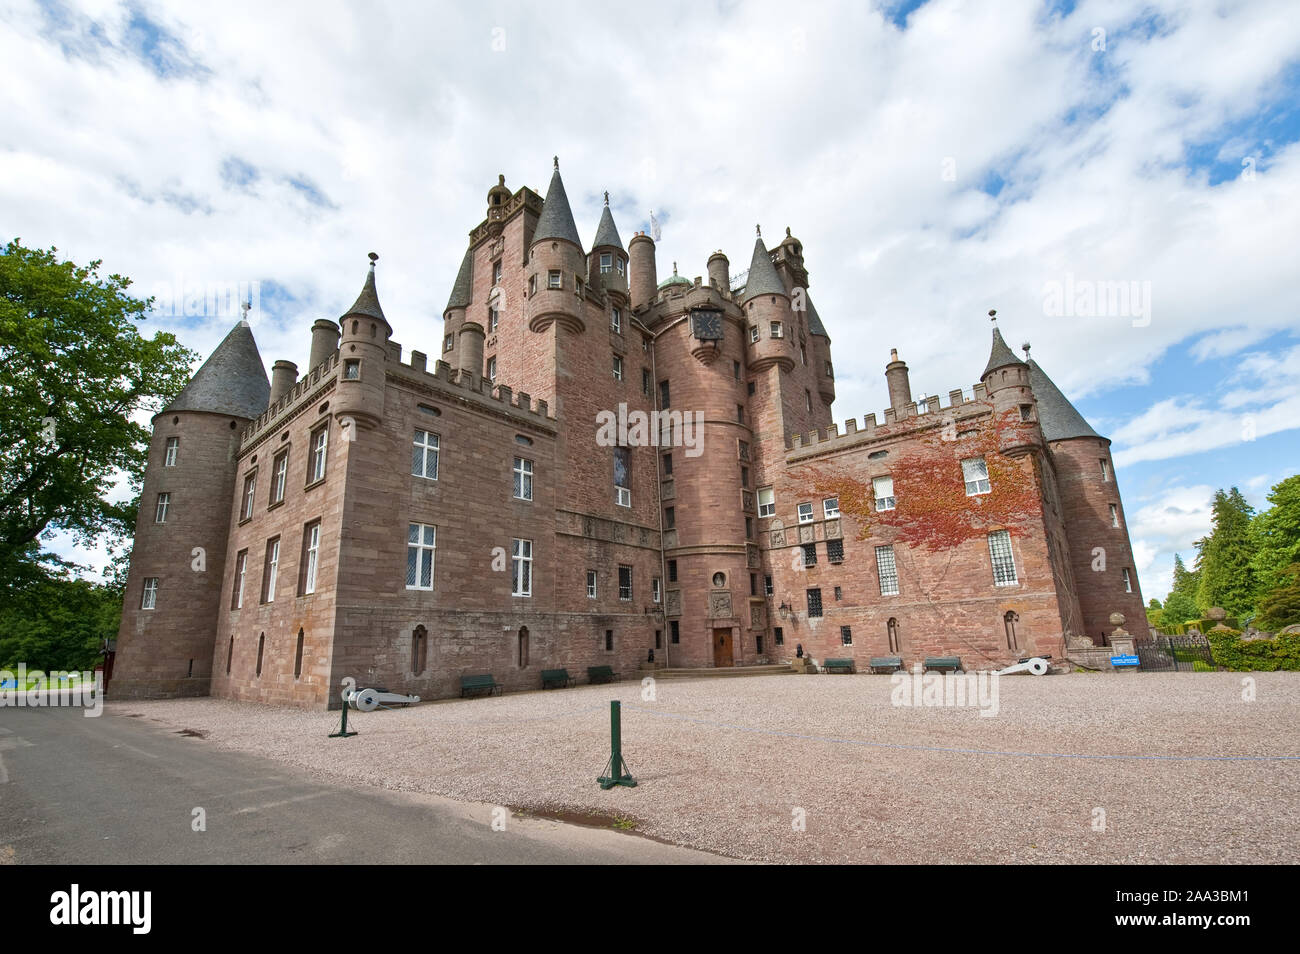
[1134,635,1217,672]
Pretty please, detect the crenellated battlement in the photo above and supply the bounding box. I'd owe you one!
[785,381,992,459]
[240,352,339,447]
[391,354,555,428]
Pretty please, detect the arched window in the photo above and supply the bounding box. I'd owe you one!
[1004,611,1020,651]
[294,629,305,679]
[887,617,900,654]
[411,625,428,674]
[518,626,530,669]
[256,633,265,677]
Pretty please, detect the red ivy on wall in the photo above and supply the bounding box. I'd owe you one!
[807,409,1042,552]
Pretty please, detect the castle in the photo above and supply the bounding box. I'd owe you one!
[112,159,1148,707]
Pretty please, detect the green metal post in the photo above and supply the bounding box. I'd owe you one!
[329,684,358,738]
[597,700,636,789]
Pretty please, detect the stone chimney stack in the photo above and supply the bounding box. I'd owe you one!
[269,360,298,405]
[885,348,912,411]
[308,319,340,372]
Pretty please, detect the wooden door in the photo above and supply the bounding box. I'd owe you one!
[713,628,733,667]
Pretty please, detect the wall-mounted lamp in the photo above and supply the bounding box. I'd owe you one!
[778,601,791,620]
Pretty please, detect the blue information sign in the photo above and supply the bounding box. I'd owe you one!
[1110,655,1139,667]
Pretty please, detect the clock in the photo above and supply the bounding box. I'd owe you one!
[692,309,723,341]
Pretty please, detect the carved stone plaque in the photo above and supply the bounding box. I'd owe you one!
[666,590,682,616]
[708,590,732,618]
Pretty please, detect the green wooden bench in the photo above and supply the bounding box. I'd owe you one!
[541,668,574,690]
[460,674,501,698]
[923,656,963,674]
[823,658,855,673]
[869,656,903,674]
[587,665,618,684]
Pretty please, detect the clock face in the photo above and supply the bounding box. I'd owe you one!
[692,310,723,340]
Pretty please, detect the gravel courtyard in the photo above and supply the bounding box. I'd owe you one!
[113,672,1300,864]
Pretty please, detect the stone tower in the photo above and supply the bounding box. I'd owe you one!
[112,319,270,698]
[334,254,392,432]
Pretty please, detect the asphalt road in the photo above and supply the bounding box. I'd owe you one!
[0,705,724,865]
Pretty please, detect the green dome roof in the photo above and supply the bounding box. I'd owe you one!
[657,262,691,288]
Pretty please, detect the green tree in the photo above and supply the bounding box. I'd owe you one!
[1251,474,1300,602]
[1194,488,1257,618]
[0,574,121,671]
[0,239,194,586]
[1160,554,1200,625]
[1254,564,1300,632]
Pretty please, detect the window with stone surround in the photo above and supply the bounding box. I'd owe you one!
[841,626,852,645]
[232,550,248,609]
[141,577,158,610]
[757,486,774,517]
[774,626,783,645]
[806,587,823,618]
[614,447,631,507]
[1123,568,1133,593]
[827,539,844,564]
[271,450,288,505]
[873,475,895,511]
[513,457,533,500]
[406,523,436,591]
[611,306,621,333]
[547,270,561,289]
[242,471,257,520]
[600,253,612,274]
[155,492,169,523]
[765,574,773,596]
[659,379,670,407]
[262,537,280,603]
[801,543,817,567]
[668,559,677,582]
[488,307,499,333]
[1100,458,1110,481]
[962,456,991,496]
[875,545,899,596]
[797,502,814,524]
[663,506,675,530]
[749,325,759,343]
[309,425,328,483]
[613,354,623,381]
[301,521,320,596]
[770,321,783,339]
[653,577,661,603]
[1110,503,1119,527]
[487,356,496,382]
[164,436,179,467]
[823,497,839,519]
[988,530,1017,586]
[512,538,532,597]
[412,429,440,480]
[670,620,680,644]
[443,333,453,352]
[587,569,597,598]
[618,565,632,601]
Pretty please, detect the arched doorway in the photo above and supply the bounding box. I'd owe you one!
[887,617,900,654]
[411,625,427,674]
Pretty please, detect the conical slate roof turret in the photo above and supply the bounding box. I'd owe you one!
[982,324,1024,378]
[805,293,828,338]
[740,228,787,304]
[342,253,387,324]
[532,158,582,250]
[445,246,473,311]
[164,319,270,419]
[592,193,623,251]
[1027,357,1102,442]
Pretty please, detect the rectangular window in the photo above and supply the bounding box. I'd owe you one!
[962,457,991,496]
[617,256,625,275]
[605,630,614,651]
[547,270,562,289]
[670,620,680,644]
[841,625,852,645]
[659,379,670,407]
[310,426,328,483]
[600,253,613,274]
[823,497,840,519]
[801,344,807,366]
[242,472,256,520]
[1019,404,1033,422]
[512,538,533,596]
[746,516,754,539]
[741,466,750,487]
[488,307,499,333]
[988,530,1017,586]
[827,538,844,564]
[774,625,783,646]
[1100,458,1110,481]
[797,502,814,524]
[1109,503,1119,528]
[587,569,597,599]
[749,573,758,596]
[344,358,361,380]
[406,523,436,590]
[271,451,288,504]
[834,585,842,600]
[801,543,817,567]
[611,307,621,332]
[805,389,812,412]
[164,437,179,467]
[444,333,453,352]
[873,475,896,511]
[875,545,899,596]
[141,577,158,610]
[487,356,497,381]
[514,457,533,500]
[301,521,321,595]
[764,574,773,597]
[653,577,661,603]
[668,559,677,582]
[758,487,775,518]
[618,565,632,601]
[263,537,280,603]
[642,368,651,396]
[733,360,741,380]
[1123,568,1133,593]
[738,440,750,460]
[155,492,170,523]
[662,453,672,476]
[613,354,623,381]
[493,261,503,285]
[614,446,631,507]
[737,404,745,424]
[663,506,675,530]
[756,634,764,654]
[412,429,440,480]
[233,550,247,609]
[806,588,823,618]
[528,275,537,296]
[770,321,783,339]
[749,325,760,343]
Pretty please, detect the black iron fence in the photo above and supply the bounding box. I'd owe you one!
[1134,635,1217,672]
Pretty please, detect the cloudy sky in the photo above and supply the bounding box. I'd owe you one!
[3,0,1298,599]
